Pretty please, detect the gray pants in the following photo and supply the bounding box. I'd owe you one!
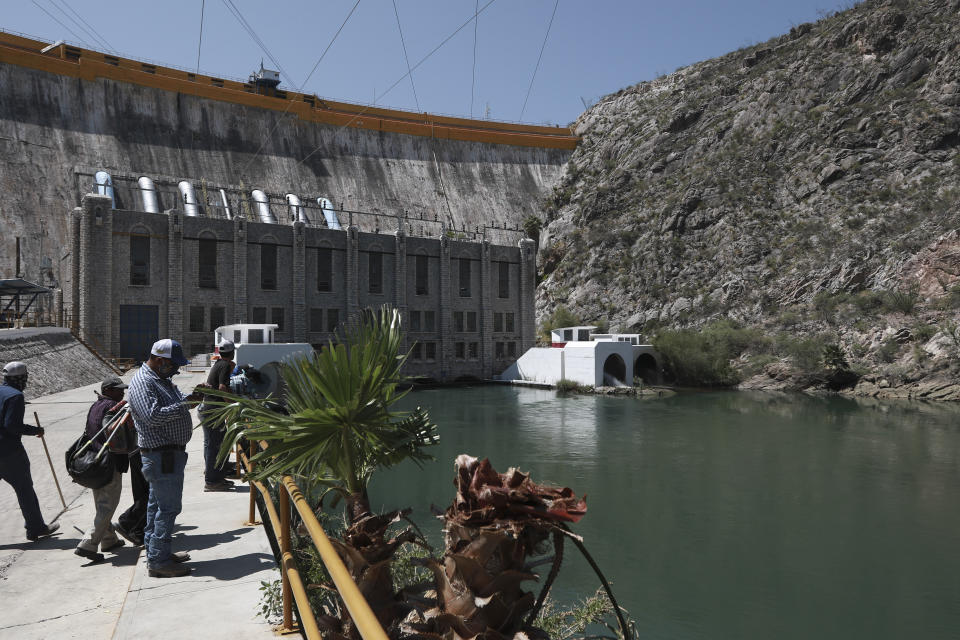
[77,471,122,552]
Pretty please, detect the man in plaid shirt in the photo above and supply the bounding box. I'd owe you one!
[127,339,205,578]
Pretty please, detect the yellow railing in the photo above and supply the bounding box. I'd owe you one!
[238,442,389,640]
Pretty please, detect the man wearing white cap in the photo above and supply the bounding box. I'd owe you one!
[0,361,60,541]
[127,339,204,577]
[198,339,236,491]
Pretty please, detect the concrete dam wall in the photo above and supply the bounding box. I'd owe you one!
[0,45,573,296]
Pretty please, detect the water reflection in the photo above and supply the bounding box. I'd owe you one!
[370,387,960,640]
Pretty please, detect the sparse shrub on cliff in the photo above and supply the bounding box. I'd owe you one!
[877,336,902,363]
[539,306,582,344]
[883,287,919,315]
[654,320,766,386]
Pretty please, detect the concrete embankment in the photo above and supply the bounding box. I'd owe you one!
[0,327,117,399]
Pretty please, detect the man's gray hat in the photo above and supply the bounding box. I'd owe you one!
[2,361,27,376]
[101,376,128,392]
[217,339,235,353]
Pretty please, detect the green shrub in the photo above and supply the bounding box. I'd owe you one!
[877,336,901,363]
[912,322,937,343]
[883,288,919,315]
[653,320,768,386]
[853,290,885,315]
[822,343,849,370]
[556,379,590,393]
[776,332,832,372]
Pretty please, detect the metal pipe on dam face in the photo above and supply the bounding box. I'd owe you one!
[138,176,159,213]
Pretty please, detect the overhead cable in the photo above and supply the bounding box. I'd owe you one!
[220,0,295,87]
[471,0,478,118]
[196,0,205,74]
[298,0,498,169]
[238,0,362,178]
[31,0,90,48]
[51,0,115,52]
[520,0,559,121]
[391,0,420,113]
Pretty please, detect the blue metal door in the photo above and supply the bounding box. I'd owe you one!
[119,305,159,362]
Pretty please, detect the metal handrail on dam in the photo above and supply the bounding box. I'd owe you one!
[0,31,579,150]
[238,441,390,640]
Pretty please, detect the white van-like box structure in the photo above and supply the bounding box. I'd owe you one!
[214,323,313,367]
[500,326,662,388]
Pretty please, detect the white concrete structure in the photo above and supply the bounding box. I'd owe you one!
[502,326,662,387]
[214,323,313,370]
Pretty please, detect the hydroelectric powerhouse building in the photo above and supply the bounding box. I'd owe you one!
[70,193,537,382]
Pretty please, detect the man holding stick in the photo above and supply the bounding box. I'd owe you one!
[0,361,59,542]
[127,339,205,578]
[75,377,131,563]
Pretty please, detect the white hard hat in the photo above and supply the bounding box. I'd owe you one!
[2,361,27,376]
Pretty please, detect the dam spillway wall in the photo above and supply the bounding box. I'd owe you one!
[0,35,574,296]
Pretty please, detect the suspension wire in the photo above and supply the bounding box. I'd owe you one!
[519,0,559,121]
[470,0,478,118]
[32,0,91,47]
[221,0,295,86]
[196,0,205,74]
[298,0,498,169]
[391,0,420,113]
[238,0,362,179]
[51,0,114,52]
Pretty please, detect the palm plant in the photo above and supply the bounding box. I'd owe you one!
[211,306,437,517]
[203,306,438,637]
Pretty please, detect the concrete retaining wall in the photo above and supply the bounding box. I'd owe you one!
[0,327,117,399]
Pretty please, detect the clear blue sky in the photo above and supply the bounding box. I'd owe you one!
[6,1,854,125]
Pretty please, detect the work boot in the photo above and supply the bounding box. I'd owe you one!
[75,547,105,563]
[113,521,144,546]
[171,551,191,563]
[101,538,125,553]
[27,523,60,542]
[203,480,234,492]
[148,562,191,578]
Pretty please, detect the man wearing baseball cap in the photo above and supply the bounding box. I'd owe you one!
[0,361,60,541]
[126,339,205,577]
[75,376,130,563]
[198,339,236,491]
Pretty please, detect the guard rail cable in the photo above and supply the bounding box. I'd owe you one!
[238,441,390,640]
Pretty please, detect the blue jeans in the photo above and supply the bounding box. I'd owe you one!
[0,444,46,537]
[202,423,230,484]
[141,449,187,567]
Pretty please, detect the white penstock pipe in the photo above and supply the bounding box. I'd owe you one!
[72,405,130,459]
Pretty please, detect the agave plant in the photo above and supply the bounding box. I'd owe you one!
[203,305,438,637]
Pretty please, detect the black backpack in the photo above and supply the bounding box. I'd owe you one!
[64,433,114,490]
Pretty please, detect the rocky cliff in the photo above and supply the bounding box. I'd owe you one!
[538,0,960,398]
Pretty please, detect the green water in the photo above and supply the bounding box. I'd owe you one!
[369,386,960,640]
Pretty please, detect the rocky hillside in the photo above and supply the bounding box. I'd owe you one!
[539,0,960,398]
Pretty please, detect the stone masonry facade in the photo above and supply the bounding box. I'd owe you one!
[71,194,535,381]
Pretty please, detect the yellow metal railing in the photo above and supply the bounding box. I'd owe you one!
[238,442,389,640]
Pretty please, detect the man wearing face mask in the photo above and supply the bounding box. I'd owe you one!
[127,339,205,578]
[0,361,60,542]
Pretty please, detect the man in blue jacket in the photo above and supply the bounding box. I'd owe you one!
[0,361,59,541]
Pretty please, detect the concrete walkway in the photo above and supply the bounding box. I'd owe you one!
[0,370,279,639]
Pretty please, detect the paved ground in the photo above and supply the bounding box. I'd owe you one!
[0,370,279,639]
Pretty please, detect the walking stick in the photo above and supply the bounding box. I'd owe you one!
[34,412,67,510]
